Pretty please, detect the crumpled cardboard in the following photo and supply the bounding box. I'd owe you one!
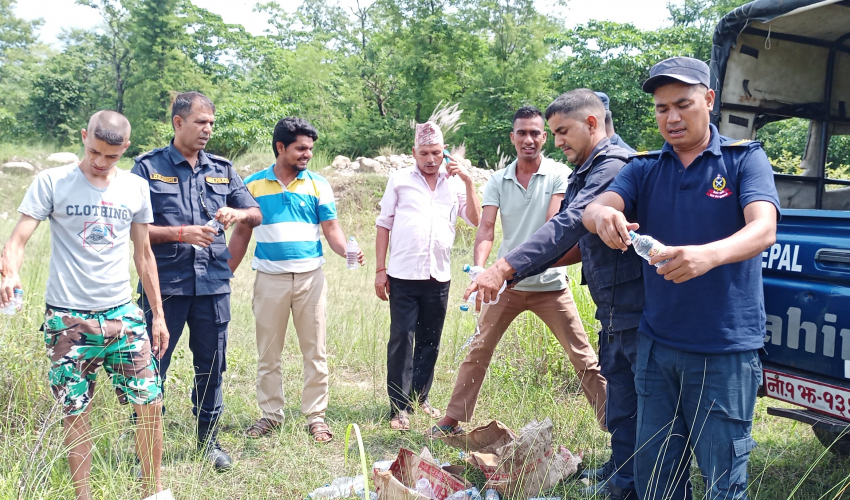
[438,419,581,498]
[374,447,472,500]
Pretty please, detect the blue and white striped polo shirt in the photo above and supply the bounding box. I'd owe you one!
[244,166,337,273]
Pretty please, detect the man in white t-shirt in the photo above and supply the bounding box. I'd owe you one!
[0,111,169,500]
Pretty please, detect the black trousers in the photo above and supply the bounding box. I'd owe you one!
[386,276,450,415]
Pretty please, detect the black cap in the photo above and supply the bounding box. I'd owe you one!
[594,92,610,111]
[642,57,710,93]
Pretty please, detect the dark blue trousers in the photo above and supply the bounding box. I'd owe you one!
[599,327,639,492]
[635,334,760,500]
[141,293,230,423]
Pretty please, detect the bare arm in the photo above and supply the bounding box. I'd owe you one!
[227,222,254,273]
[550,244,582,268]
[582,191,636,251]
[321,219,347,257]
[546,193,565,220]
[130,222,169,357]
[463,179,482,227]
[375,226,390,301]
[473,206,498,267]
[652,201,777,283]
[216,206,262,229]
[0,215,40,306]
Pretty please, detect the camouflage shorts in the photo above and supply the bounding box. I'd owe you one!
[43,302,163,416]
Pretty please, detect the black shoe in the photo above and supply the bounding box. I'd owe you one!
[580,481,635,500]
[197,421,233,472]
[580,457,616,482]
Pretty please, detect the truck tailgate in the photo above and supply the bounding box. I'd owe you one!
[762,209,850,383]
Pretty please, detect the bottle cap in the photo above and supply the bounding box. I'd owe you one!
[463,264,471,272]
[628,230,638,239]
[459,304,469,311]
[349,236,356,241]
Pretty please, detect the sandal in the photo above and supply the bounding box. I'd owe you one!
[426,424,464,438]
[307,421,334,443]
[389,411,410,431]
[419,401,442,419]
[245,417,281,438]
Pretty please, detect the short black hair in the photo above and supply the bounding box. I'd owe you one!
[272,117,319,157]
[513,106,543,126]
[544,89,605,121]
[171,92,215,128]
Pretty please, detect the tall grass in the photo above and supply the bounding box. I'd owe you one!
[0,152,848,499]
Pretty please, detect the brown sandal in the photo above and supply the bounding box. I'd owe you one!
[307,421,334,443]
[389,411,410,431]
[245,417,281,438]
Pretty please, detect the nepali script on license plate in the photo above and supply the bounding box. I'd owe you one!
[764,369,850,421]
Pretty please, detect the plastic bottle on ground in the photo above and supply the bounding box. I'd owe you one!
[346,236,360,270]
[446,487,482,500]
[629,230,671,267]
[0,288,23,315]
[483,489,500,500]
[192,219,224,251]
[414,478,435,499]
[460,265,506,312]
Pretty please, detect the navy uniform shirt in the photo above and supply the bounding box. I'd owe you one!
[131,141,259,296]
[607,124,780,353]
[504,138,645,331]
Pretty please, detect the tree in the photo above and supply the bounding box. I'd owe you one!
[77,0,133,113]
[0,0,44,120]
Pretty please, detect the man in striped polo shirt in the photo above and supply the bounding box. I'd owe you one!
[228,117,363,443]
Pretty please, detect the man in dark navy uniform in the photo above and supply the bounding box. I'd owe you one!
[585,58,778,500]
[132,91,262,471]
[595,92,636,153]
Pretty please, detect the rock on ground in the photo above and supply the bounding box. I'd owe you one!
[2,161,35,174]
[46,152,79,164]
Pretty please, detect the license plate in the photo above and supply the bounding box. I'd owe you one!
[764,369,850,420]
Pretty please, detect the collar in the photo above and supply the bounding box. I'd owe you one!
[660,123,722,160]
[168,139,212,168]
[576,137,612,175]
[412,163,449,180]
[504,158,547,181]
[265,164,307,184]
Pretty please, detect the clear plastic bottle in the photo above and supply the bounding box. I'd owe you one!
[460,265,506,312]
[414,478,435,499]
[346,236,360,270]
[484,489,500,500]
[192,219,224,251]
[0,288,23,315]
[629,230,671,268]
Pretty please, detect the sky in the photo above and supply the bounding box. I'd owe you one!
[13,0,679,48]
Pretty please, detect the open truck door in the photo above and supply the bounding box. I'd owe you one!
[711,0,850,455]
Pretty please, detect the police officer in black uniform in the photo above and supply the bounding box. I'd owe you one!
[595,91,636,153]
[132,92,262,471]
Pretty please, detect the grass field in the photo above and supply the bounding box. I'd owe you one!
[0,146,848,499]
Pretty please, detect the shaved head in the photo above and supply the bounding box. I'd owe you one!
[87,110,131,146]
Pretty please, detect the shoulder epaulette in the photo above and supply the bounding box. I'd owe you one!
[629,150,662,159]
[134,146,167,163]
[207,153,233,165]
[720,138,760,147]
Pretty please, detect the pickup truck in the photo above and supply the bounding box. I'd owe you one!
[711,0,850,454]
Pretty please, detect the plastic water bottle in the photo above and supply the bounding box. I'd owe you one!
[192,219,224,251]
[446,487,482,500]
[629,231,671,268]
[414,478,436,499]
[460,265,506,312]
[346,236,360,270]
[484,489,500,500]
[0,288,23,315]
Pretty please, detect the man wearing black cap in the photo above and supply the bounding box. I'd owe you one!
[594,92,636,153]
[584,57,779,500]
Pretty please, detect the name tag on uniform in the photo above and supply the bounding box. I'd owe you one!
[150,173,177,183]
[205,176,230,184]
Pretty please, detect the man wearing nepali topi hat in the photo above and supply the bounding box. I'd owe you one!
[374,121,481,430]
